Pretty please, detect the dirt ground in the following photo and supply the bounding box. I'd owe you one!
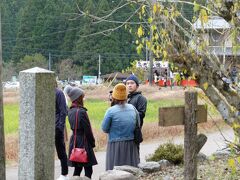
[3,84,188,103]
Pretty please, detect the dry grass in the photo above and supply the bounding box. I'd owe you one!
[3,90,19,104]
[142,122,183,141]
[2,84,187,104]
[83,85,112,101]
[4,117,229,164]
[5,134,19,164]
[92,129,108,151]
[142,117,228,142]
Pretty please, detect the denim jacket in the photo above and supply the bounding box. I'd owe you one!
[102,103,139,142]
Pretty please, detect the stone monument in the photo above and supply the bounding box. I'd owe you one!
[19,67,55,180]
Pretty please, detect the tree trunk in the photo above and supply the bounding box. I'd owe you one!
[184,91,198,180]
[0,11,6,180]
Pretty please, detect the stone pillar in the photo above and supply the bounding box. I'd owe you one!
[19,67,55,180]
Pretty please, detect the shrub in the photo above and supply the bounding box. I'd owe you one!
[146,142,184,165]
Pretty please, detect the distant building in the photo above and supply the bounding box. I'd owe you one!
[191,16,240,67]
[101,72,130,82]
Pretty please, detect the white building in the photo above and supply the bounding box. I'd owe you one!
[192,16,240,66]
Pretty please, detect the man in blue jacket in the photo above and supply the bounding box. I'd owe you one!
[55,87,69,180]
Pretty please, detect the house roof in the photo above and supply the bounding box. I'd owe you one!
[193,16,231,30]
[101,72,130,79]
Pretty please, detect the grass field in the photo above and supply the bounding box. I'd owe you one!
[4,99,185,134]
[4,104,19,134]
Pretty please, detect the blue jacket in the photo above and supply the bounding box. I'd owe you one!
[55,88,67,131]
[102,103,139,142]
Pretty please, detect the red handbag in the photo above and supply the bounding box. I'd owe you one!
[69,109,89,163]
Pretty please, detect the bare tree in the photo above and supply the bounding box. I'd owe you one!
[74,0,240,138]
[57,59,82,80]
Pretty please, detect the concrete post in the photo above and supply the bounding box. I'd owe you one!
[19,67,55,180]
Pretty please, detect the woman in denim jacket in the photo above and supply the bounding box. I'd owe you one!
[102,83,140,170]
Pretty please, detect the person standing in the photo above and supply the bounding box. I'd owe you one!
[169,70,174,90]
[65,86,97,179]
[125,74,147,128]
[102,83,140,170]
[55,87,69,180]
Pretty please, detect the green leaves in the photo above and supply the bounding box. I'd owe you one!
[200,9,208,24]
[17,53,48,72]
[203,82,209,90]
[141,5,146,14]
[193,1,200,12]
[136,43,144,54]
[137,25,144,38]
[148,17,153,24]
[228,158,236,174]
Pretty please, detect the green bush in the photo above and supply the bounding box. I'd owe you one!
[146,143,184,165]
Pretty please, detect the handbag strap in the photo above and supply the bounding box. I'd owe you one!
[73,108,87,149]
[73,109,79,149]
[133,107,140,128]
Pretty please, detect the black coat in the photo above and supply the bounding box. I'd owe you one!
[68,107,97,167]
[127,91,147,127]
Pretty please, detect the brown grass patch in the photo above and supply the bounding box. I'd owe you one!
[3,90,19,104]
[1,84,196,103]
[93,129,108,151]
[142,122,184,141]
[83,85,112,101]
[142,118,229,143]
[139,85,185,100]
[81,84,187,101]
[5,134,19,164]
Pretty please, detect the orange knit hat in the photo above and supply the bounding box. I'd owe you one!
[112,83,127,101]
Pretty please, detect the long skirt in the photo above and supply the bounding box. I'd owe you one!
[106,140,140,170]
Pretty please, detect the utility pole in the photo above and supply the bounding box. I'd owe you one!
[98,54,101,84]
[0,10,6,180]
[48,52,51,71]
[146,37,148,61]
[148,0,157,85]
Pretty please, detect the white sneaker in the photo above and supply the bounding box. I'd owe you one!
[57,175,69,180]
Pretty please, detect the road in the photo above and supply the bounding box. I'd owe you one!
[6,128,234,180]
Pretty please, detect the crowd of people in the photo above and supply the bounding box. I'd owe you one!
[55,74,147,180]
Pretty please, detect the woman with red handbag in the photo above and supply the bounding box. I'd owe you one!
[65,86,97,179]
